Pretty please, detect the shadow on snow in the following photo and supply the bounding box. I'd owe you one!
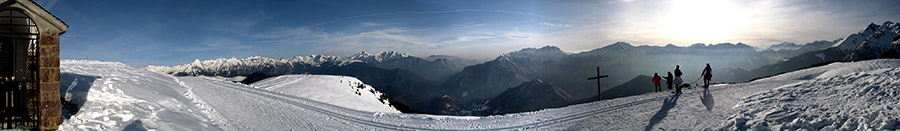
[60,73,101,120]
[644,94,680,131]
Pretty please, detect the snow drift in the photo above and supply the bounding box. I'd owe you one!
[59,60,221,130]
[60,60,399,130]
[720,60,900,130]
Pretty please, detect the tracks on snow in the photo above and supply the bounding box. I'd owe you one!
[183,76,734,130]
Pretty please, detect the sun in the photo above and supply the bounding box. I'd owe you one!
[663,0,744,43]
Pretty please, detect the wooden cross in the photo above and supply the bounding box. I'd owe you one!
[587,67,608,101]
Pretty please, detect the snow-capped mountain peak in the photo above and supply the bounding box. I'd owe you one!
[145,55,362,76]
[600,42,635,51]
[767,42,801,51]
[501,45,566,61]
[834,21,899,60]
[352,51,371,57]
[373,51,413,62]
[347,51,415,62]
[147,50,424,77]
[704,42,755,49]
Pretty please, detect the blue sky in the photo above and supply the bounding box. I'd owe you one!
[35,0,900,67]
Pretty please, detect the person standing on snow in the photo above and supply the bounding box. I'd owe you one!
[673,65,683,94]
[664,72,673,91]
[674,65,682,77]
[701,63,712,89]
[673,76,683,94]
[652,73,662,92]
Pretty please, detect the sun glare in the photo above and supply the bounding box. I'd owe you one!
[663,0,744,43]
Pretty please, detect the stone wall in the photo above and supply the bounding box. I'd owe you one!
[37,33,60,130]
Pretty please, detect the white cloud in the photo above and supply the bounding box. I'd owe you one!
[250,24,553,59]
[252,27,444,54]
[539,22,573,27]
[251,26,332,45]
[33,0,60,10]
[329,28,439,47]
[176,37,251,52]
[452,23,487,28]
[609,0,637,3]
[312,9,581,27]
[257,10,266,15]
[441,35,497,45]
[360,22,385,27]
[533,0,895,50]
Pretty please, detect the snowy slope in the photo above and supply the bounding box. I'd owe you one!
[61,59,900,130]
[836,21,899,60]
[249,75,399,113]
[59,60,222,130]
[757,59,900,81]
[720,61,900,130]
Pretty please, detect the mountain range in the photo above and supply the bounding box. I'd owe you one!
[146,52,474,113]
[146,21,900,116]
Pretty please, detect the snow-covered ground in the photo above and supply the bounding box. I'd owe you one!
[59,59,900,130]
[720,62,900,130]
[248,75,398,113]
[59,60,221,130]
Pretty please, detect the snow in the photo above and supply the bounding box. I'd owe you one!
[815,53,826,61]
[501,45,567,62]
[60,59,900,130]
[144,55,360,76]
[834,21,899,60]
[757,59,900,81]
[60,60,221,130]
[768,42,801,51]
[248,74,399,113]
[719,64,900,130]
[211,75,247,82]
[349,51,414,62]
[144,51,420,77]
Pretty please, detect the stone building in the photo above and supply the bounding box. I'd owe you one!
[0,0,66,130]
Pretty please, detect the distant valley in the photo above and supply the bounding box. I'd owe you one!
[147,21,900,116]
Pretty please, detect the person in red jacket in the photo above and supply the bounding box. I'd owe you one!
[652,73,662,92]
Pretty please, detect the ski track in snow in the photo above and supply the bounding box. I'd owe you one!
[60,59,900,130]
[246,75,398,113]
[176,75,803,130]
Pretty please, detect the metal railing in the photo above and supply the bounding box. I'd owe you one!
[0,9,40,130]
[0,81,39,129]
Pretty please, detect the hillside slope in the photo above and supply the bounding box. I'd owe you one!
[59,60,221,130]
[61,59,900,130]
[249,75,399,113]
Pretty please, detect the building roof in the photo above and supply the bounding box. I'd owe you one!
[0,0,68,34]
[24,0,66,27]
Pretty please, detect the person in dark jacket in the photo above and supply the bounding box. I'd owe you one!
[673,65,683,93]
[652,73,662,92]
[664,72,673,90]
[674,65,682,77]
[701,63,712,88]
